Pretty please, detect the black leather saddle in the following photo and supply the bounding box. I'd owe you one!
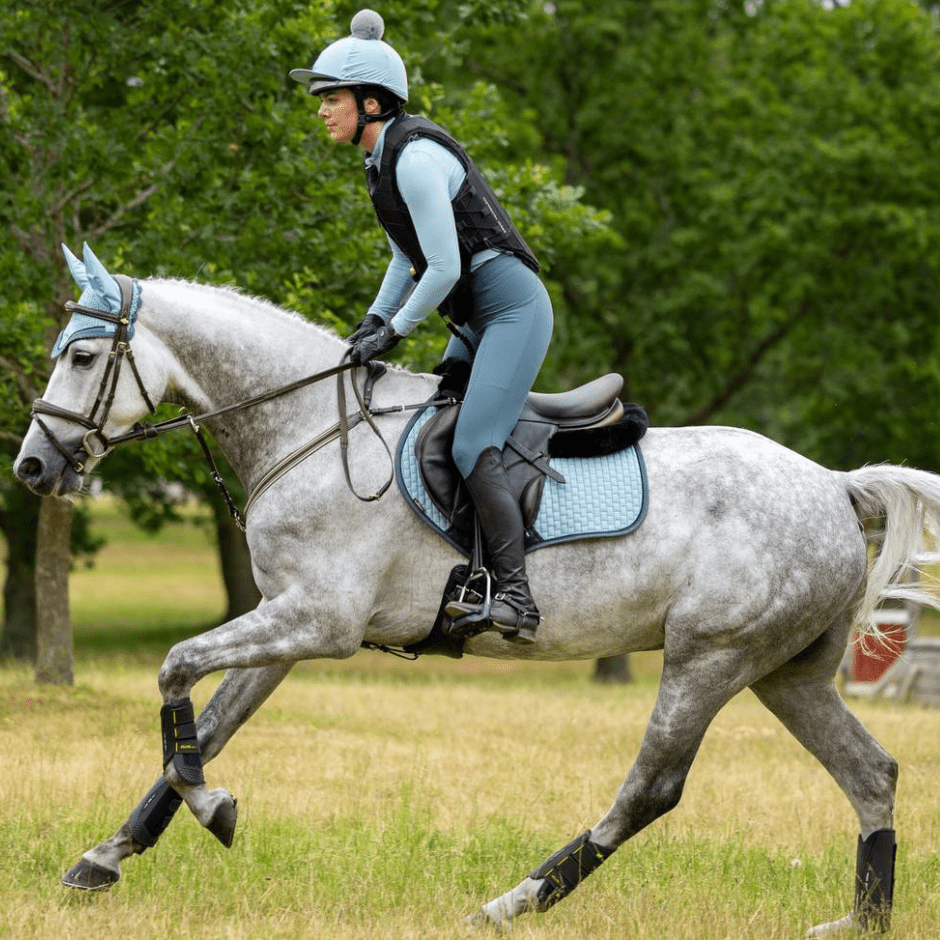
[415,373,648,552]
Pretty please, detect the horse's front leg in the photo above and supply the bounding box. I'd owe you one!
[158,697,240,846]
[155,589,358,843]
[61,661,293,890]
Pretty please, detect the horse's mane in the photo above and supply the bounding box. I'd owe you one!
[149,276,345,344]
[142,276,420,380]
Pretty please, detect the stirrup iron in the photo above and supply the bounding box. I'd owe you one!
[444,565,492,633]
[443,517,494,633]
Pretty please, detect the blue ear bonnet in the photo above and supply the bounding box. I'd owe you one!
[52,243,142,359]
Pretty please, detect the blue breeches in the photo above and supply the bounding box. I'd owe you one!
[444,253,553,479]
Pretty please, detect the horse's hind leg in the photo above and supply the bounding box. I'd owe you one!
[749,637,898,936]
[473,656,739,927]
[62,662,292,890]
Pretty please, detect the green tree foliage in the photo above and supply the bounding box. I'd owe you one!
[0,0,614,659]
[1,0,613,417]
[455,0,940,469]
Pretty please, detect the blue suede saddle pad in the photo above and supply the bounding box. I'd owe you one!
[395,403,649,556]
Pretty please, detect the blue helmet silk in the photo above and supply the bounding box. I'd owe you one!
[289,10,408,103]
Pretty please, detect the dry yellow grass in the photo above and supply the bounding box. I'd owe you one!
[2,501,938,937]
[1,653,939,939]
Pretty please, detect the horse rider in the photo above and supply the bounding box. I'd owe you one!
[290,9,554,645]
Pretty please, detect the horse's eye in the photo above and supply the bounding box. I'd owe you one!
[71,349,95,368]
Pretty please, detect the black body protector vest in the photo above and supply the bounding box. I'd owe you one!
[366,114,540,326]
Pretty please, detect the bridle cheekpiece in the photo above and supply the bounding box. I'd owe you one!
[31,274,156,475]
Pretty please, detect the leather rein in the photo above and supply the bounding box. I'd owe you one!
[31,282,433,531]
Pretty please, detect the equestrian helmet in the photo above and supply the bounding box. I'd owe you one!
[290,9,408,103]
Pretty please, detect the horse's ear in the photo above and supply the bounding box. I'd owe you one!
[81,242,122,312]
[61,243,89,290]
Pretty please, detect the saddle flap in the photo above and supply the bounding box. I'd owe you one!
[414,404,549,536]
[414,404,471,529]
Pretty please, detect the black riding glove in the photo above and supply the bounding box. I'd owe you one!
[346,313,385,345]
[350,322,401,365]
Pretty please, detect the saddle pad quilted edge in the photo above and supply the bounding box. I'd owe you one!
[395,404,648,556]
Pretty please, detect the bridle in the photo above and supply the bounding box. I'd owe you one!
[30,279,442,529]
[31,274,156,475]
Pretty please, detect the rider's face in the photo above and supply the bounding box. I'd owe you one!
[317,90,360,145]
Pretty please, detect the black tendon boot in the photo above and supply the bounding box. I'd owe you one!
[855,829,896,933]
[445,446,540,644]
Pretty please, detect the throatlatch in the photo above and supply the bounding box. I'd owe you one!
[161,698,205,786]
[529,830,614,909]
[128,779,183,850]
[855,829,896,932]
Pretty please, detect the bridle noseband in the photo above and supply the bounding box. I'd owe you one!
[31,273,156,474]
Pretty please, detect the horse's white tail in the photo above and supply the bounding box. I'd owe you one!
[845,464,940,642]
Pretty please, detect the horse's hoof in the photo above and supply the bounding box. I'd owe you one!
[465,909,506,933]
[806,913,855,937]
[206,795,238,848]
[61,858,120,891]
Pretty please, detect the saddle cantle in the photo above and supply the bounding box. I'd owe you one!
[396,373,649,555]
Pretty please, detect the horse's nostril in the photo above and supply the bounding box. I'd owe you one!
[15,455,44,484]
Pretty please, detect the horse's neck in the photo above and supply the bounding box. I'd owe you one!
[147,278,342,385]
[142,279,351,485]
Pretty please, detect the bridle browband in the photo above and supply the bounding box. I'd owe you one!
[31,280,442,529]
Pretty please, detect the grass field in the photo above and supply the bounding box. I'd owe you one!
[1,498,939,938]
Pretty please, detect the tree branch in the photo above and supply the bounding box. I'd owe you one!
[0,429,27,447]
[49,178,96,218]
[683,301,811,425]
[87,182,161,239]
[0,354,42,403]
[87,116,206,239]
[3,50,56,93]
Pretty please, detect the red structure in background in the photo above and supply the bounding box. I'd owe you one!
[851,610,909,683]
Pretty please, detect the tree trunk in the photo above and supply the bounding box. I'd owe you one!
[211,501,261,622]
[34,496,74,685]
[592,654,633,685]
[0,485,40,661]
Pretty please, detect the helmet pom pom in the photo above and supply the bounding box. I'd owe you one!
[350,9,385,40]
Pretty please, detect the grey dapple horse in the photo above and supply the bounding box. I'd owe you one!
[15,244,940,935]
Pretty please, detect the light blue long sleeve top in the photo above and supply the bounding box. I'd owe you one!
[364,118,498,336]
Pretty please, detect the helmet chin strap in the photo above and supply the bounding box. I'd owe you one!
[350,87,399,146]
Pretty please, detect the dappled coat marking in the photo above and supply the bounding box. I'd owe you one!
[14,244,940,936]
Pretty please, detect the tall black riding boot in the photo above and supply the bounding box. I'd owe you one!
[445,446,540,644]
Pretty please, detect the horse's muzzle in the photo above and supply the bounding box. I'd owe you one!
[13,439,86,498]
